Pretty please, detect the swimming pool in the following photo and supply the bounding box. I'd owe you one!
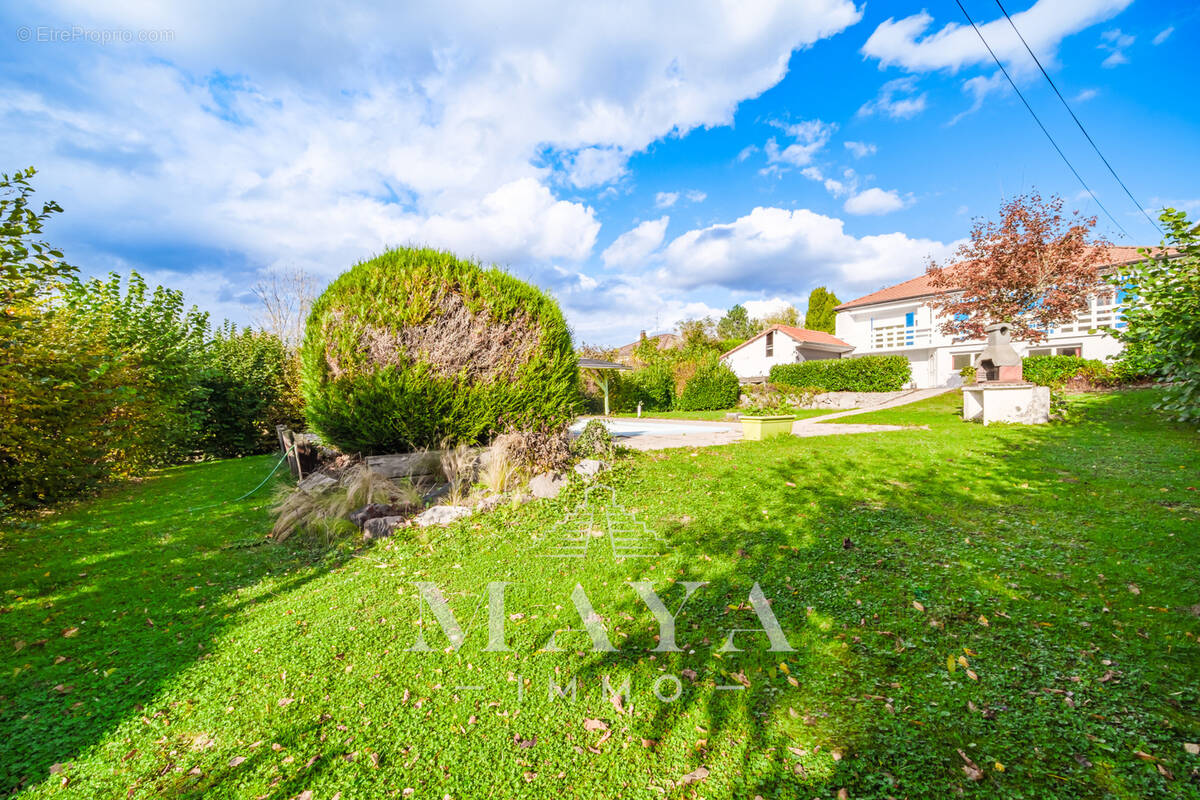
[569,418,736,438]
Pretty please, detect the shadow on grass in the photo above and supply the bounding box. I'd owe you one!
[0,456,349,794]
[554,390,1199,796]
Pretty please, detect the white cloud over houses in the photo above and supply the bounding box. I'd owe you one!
[843,187,908,215]
[5,0,864,306]
[601,216,669,268]
[658,206,958,294]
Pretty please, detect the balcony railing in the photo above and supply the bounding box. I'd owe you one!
[870,324,932,350]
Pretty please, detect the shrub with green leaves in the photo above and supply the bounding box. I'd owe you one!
[770,355,911,392]
[199,325,305,457]
[625,363,675,412]
[1022,355,1110,389]
[571,418,614,460]
[301,247,580,453]
[676,360,740,410]
[1109,209,1200,423]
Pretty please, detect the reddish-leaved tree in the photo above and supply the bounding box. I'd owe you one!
[926,192,1109,343]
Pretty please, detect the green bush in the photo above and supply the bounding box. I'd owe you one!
[770,355,911,392]
[1022,355,1108,388]
[626,364,675,412]
[301,247,580,453]
[198,326,305,457]
[676,360,740,410]
[571,419,614,460]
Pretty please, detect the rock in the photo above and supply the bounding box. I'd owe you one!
[574,459,608,479]
[529,471,568,499]
[349,503,393,528]
[363,516,406,540]
[724,412,741,421]
[297,472,338,492]
[412,505,473,527]
[423,482,451,503]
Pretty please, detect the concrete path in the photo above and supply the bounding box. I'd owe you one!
[585,389,950,451]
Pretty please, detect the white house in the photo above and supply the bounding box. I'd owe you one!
[833,246,1147,388]
[721,324,854,382]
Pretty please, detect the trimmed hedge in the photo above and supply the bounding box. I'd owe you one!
[676,360,740,410]
[300,247,580,453]
[770,355,911,392]
[1021,354,1148,389]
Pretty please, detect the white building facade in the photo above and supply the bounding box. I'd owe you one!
[721,324,854,382]
[833,253,1139,389]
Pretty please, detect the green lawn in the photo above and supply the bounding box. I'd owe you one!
[610,408,834,421]
[2,390,1199,799]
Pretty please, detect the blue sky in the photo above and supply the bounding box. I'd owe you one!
[2,1,1196,345]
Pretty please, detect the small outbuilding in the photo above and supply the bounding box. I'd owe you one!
[720,324,854,382]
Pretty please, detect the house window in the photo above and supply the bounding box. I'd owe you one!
[951,353,975,370]
[1057,346,1081,356]
[1027,348,1052,357]
[765,331,773,357]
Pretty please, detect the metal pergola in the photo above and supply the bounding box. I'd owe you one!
[578,357,631,416]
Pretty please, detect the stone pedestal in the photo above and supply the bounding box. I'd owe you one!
[962,383,1050,425]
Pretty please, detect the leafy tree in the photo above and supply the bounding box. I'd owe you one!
[757,304,800,329]
[926,192,1108,343]
[677,317,716,350]
[1109,209,1200,423]
[716,304,756,341]
[803,287,841,333]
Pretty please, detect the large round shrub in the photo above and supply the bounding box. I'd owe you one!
[300,247,580,453]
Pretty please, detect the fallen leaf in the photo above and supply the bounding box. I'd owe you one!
[608,692,629,715]
[277,698,294,708]
[913,601,925,612]
[1128,583,1141,595]
[994,761,1005,772]
[62,628,79,638]
[1134,750,1158,762]
[681,668,698,682]
[677,766,709,786]
[966,669,979,681]
[514,734,536,749]
[787,675,799,687]
[228,756,246,767]
[641,738,657,749]
[958,749,983,781]
[583,718,607,732]
[837,790,849,800]
[978,615,989,626]
[1185,743,1200,756]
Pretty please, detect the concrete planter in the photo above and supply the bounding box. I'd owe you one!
[740,414,795,441]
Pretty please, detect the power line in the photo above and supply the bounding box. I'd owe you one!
[952,0,1132,240]
[992,0,1163,236]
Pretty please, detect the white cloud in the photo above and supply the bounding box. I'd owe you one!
[601,216,669,268]
[3,0,864,320]
[844,140,877,158]
[685,190,707,203]
[763,119,835,169]
[857,77,928,120]
[949,71,1008,125]
[659,206,957,294]
[861,1,1133,73]
[1153,26,1174,46]
[743,297,795,319]
[1074,88,1099,102]
[655,191,680,209]
[843,187,907,215]
[1099,28,1135,67]
[565,146,628,188]
[736,144,758,161]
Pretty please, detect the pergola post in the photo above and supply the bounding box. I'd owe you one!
[577,357,631,418]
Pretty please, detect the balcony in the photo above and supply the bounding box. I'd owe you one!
[870,323,932,350]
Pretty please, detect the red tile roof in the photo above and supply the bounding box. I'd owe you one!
[834,246,1158,311]
[721,324,852,359]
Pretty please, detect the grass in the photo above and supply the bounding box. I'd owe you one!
[611,408,834,422]
[2,389,1199,798]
